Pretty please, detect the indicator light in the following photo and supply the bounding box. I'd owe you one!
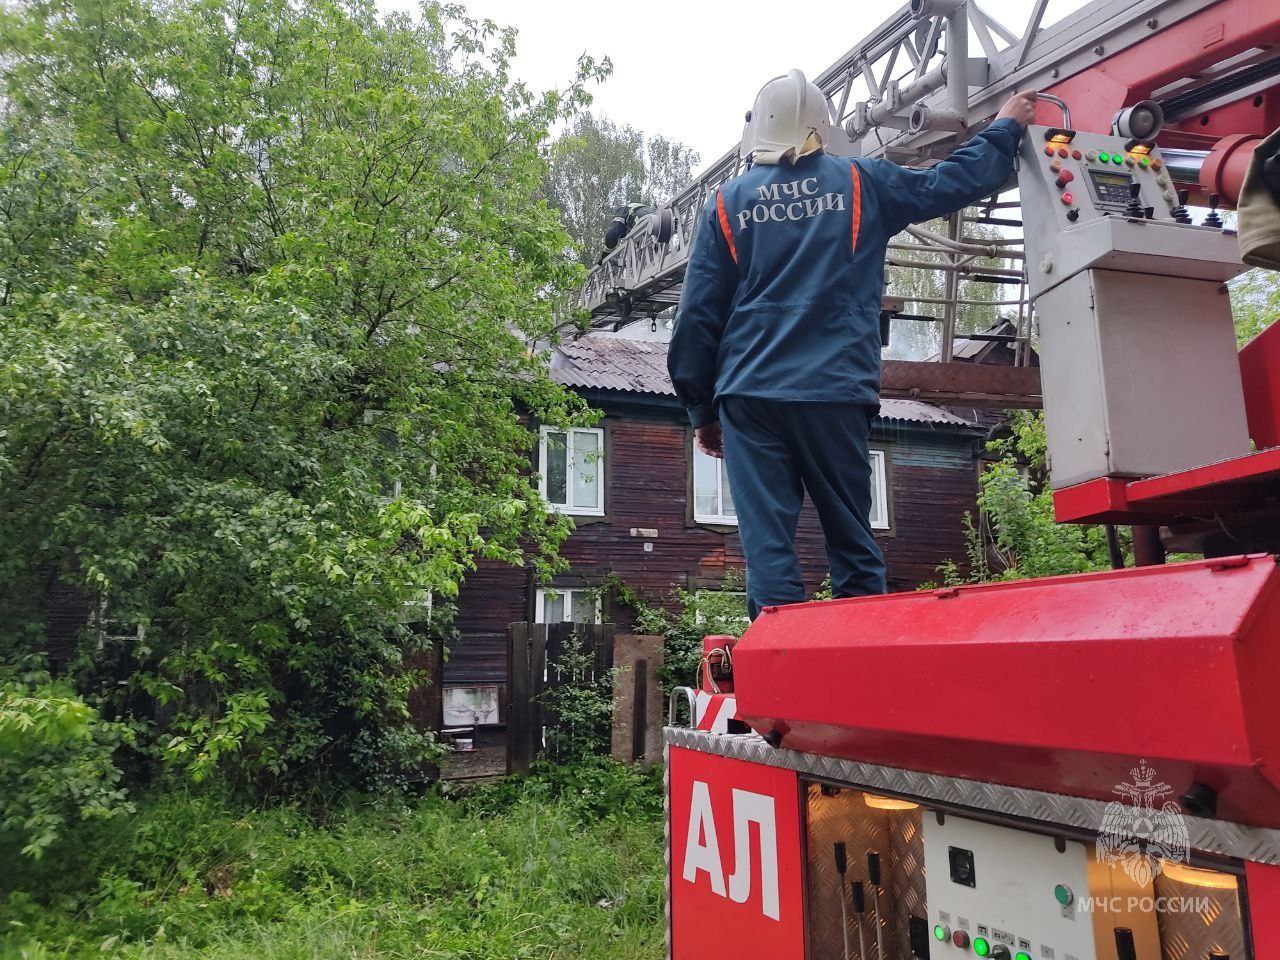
[953,930,971,949]
[974,937,991,957]
[1061,191,1074,205]
[934,924,949,942]
[1054,883,1074,905]
[1098,152,1110,163]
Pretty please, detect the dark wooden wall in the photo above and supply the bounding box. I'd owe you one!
[446,401,981,685]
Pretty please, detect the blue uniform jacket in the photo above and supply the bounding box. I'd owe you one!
[668,118,1024,428]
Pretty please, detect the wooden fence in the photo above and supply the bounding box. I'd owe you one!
[507,621,616,774]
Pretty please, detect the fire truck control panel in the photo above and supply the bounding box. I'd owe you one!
[1018,125,1252,489]
[923,816,1158,960]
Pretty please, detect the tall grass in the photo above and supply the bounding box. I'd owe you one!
[1,762,665,959]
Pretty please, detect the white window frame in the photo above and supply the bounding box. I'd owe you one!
[535,587,603,625]
[869,449,890,530]
[538,426,605,517]
[692,445,737,525]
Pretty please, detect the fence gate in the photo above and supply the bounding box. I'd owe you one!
[506,621,615,774]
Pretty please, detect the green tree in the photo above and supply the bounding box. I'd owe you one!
[938,411,1118,584]
[1232,268,1280,345]
[543,112,699,263]
[0,0,603,799]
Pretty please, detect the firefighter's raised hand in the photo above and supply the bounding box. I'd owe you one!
[996,90,1038,128]
[696,422,724,459]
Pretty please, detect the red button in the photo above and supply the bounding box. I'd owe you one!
[1072,149,1082,160]
[1152,158,1164,171]
[1057,147,1069,158]
[1061,191,1074,205]
[1044,145,1055,157]
[1055,170,1075,187]
[953,931,972,949]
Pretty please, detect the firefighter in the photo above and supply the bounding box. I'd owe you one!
[598,201,655,263]
[668,70,1037,618]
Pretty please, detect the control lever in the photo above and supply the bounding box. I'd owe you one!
[1170,189,1193,224]
[868,852,885,960]
[852,881,868,960]
[1115,928,1137,960]
[1125,182,1145,219]
[835,843,852,960]
[1204,193,1224,229]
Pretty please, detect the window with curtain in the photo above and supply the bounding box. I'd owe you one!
[539,426,604,516]
[693,446,736,524]
[535,587,602,624]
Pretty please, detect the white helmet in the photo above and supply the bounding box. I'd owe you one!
[743,69,832,157]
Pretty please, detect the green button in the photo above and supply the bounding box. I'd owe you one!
[934,925,948,942]
[1017,953,1033,960]
[1140,156,1150,167]
[974,937,991,957]
[1113,154,1124,165]
[1055,883,1074,905]
[1098,152,1110,163]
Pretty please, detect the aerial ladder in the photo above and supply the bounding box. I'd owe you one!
[614,0,1280,957]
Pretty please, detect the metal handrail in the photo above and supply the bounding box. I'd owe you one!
[668,687,698,728]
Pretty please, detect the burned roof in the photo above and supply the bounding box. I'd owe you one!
[550,334,977,428]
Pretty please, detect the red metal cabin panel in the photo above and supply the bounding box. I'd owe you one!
[1245,861,1280,951]
[1043,0,1280,140]
[733,556,1280,827]
[1241,320,1280,452]
[669,747,805,960]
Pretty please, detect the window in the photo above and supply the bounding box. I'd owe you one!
[693,447,736,524]
[536,587,602,625]
[694,443,888,530]
[539,427,604,516]
[869,449,890,530]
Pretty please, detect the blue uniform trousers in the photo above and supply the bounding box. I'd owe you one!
[719,397,886,619]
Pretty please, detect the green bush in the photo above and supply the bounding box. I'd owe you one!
[0,673,134,858]
[0,770,663,960]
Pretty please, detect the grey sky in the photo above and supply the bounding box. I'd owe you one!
[379,0,1090,171]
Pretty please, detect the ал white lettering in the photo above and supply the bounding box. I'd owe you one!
[681,780,781,921]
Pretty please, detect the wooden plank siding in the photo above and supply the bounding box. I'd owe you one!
[446,399,983,685]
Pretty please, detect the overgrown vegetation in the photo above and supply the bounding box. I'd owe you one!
[0,0,605,835]
[937,411,1119,584]
[1,764,664,959]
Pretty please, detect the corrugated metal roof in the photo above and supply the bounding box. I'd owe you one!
[550,334,976,428]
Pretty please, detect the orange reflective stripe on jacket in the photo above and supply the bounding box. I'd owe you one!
[716,189,739,264]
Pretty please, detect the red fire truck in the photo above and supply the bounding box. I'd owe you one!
[578,0,1280,957]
